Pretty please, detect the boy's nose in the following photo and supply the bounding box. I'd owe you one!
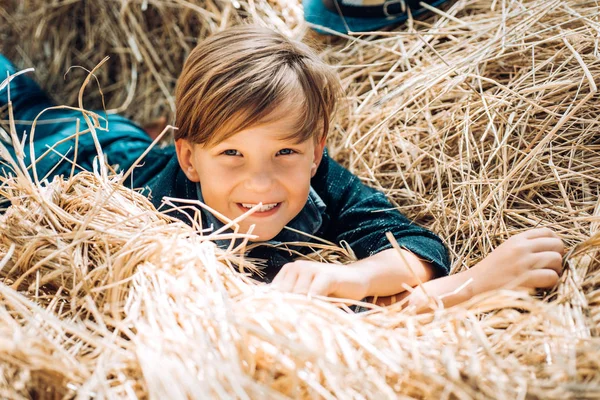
[244,171,274,193]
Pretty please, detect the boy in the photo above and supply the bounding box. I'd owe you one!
[0,25,563,311]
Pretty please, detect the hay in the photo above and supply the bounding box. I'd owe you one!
[0,0,599,398]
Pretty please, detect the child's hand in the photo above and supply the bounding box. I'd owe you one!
[271,260,369,300]
[471,228,564,291]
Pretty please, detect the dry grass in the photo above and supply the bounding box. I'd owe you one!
[0,0,599,398]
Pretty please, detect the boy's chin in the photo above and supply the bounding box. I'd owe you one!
[243,227,279,243]
[237,220,287,243]
[248,232,277,243]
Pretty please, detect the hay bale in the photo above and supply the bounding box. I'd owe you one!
[0,0,599,398]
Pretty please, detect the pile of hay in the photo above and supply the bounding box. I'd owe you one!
[1,0,599,398]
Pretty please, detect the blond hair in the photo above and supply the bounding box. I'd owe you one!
[175,25,341,145]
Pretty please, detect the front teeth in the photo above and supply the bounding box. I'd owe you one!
[241,203,278,212]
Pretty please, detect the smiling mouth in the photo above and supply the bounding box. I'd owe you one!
[238,202,281,213]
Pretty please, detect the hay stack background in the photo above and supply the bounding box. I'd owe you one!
[0,0,599,398]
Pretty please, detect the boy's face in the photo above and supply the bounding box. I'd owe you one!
[176,108,326,242]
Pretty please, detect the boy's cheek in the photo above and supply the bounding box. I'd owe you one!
[198,188,231,212]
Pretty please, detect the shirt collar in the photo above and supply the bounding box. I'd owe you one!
[195,183,326,247]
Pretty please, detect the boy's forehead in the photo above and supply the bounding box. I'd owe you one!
[212,103,308,145]
[217,123,305,145]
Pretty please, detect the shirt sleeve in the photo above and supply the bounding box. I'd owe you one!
[311,150,451,278]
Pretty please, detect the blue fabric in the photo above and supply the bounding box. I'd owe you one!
[0,54,450,285]
[303,0,452,34]
[0,54,173,187]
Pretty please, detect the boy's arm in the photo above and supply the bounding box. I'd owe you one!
[273,247,436,301]
[402,228,564,312]
[272,248,433,301]
[273,228,564,312]
[353,247,436,297]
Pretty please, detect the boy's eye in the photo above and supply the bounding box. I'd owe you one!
[276,148,296,156]
[222,149,241,156]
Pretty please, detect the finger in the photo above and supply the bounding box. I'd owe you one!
[529,237,565,254]
[520,269,560,289]
[292,273,315,295]
[533,251,564,275]
[523,227,559,239]
[271,265,289,287]
[276,271,298,293]
[308,276,333,297]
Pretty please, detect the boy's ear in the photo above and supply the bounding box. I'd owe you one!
[311,136,327,178]
[175,139,200,182]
